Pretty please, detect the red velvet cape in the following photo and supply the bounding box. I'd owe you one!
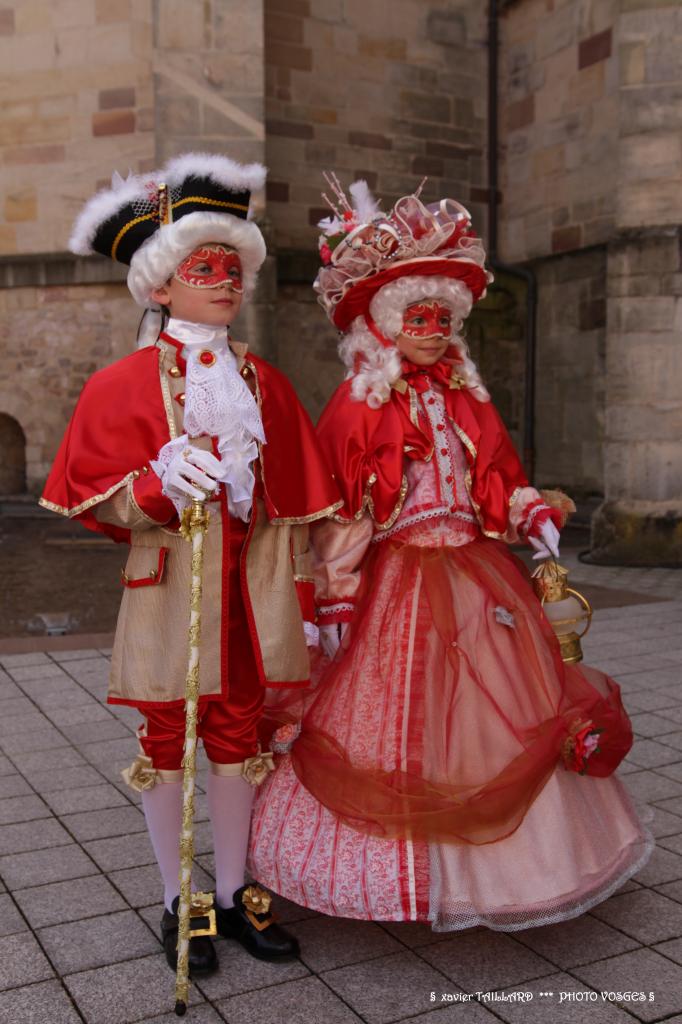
[317,380,530,538]
[41,344,341,542]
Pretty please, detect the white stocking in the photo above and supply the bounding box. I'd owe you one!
[141,781,183,913]
[207,769,254,908]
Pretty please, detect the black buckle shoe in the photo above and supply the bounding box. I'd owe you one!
[215,884,300,961]
[160,896,219,975]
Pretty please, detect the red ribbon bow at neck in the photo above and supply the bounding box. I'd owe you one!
[400,358,462,394]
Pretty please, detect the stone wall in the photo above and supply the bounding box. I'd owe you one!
[263,0,488,249]
[0,0,155,257]
[0,281,137,491]
[533,248,607,496]
[499,0,619,262]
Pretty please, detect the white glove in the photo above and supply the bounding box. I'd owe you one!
[303,621,320,648]
[319,623,349,659]
[151,441,222,503]
[528,520,561,560]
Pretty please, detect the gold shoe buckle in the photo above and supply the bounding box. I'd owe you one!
[189,892,217,938]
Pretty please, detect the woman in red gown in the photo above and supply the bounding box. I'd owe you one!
[249,180,651,931]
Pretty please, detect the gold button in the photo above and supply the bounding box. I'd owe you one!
[132,470,140,479]
[241,366,249,377]
[177,392,185,405]
[169,366,182,378]
[142,466,149,475]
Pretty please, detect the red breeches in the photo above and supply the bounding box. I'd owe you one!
[139,512,263,770]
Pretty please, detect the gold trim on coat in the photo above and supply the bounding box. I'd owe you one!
[39,473,134,519]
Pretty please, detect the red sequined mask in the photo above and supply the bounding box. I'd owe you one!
[173,245,244,292]
[401,301,453,340]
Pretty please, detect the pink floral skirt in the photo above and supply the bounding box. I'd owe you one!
[249,529,651,930]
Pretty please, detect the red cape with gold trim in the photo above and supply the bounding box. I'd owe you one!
[41,344,341,542]
[317,379,530,539]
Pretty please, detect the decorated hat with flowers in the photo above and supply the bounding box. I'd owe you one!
[314,174,491,332]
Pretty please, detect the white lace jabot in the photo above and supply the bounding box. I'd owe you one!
[154,318,266,521]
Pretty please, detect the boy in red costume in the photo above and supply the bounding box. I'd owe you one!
[249,177,651,930]
[41,154,340,973]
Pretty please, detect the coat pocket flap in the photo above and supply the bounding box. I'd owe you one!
[121,547,169,588]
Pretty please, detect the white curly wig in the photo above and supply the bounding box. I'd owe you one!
[339,275,489,408]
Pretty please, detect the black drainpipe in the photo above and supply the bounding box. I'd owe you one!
[487,0,538,481]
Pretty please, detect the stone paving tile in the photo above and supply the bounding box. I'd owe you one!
[0,696,39,717]
[660,732,682,753]
[43,782,129,816]
[0,711,52,736]
[417,930,555,994]
[216,975,363,1023]
[658,834,682,856]
[0,816,72,856]
[573,947,682,1022]
[61,657,111,681]
[8,663,72,682]
[0,893,29,936]
[51,649,105,663]
[0,844,98,890]
[653,936,682,965]
[0,979,83,1024]
[287,915,403,972]
[635,845,682,886]
[111,862,214,909]
[628,740,682,769]
[11,746,86,775]
[378,920,453,949]
[630,714,682,738]
[658,763,682,785]
[39,908,160,974]
[0,681,24,701]
[591,889,682,944]
[322,950,454,1024]
[647,807,682,839]
[193,936,309,999]
[77,737,138,768]
[64,955,204,1023]
[0,773,36,799]
[83,832,157,872]
[0,930,54,990]
[25,764,104,794]
[60,718,134,744]
[0,652,52,669]
[46,704,115,729]
[0,726,71,755]
[399,1005,499,1023]
[59,805,146,842]
[144,1007,226,1024]
[0,753,17,776]
[654,796,682,818]
[624,771,682,804]
[627,691,682,713]
[655,880,682,905]
[15,873,127,929]
[480,973,637,1024]
[512,912,641,969]
[0,793,52,824]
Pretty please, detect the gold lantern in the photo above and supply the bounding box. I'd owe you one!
[532,561,592,664]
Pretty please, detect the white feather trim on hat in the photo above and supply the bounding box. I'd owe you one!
[162,152,266,209]
[68,170,158,256]
[126,211,267,308]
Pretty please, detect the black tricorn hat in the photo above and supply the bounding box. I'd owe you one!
[69,152,267,306]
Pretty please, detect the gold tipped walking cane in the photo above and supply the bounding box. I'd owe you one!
[174,494,217,1017]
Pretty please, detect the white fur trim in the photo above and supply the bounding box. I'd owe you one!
[126,211,266,308]
[162,152,266,202]
[339,274,490,405]
[68,171,158,256]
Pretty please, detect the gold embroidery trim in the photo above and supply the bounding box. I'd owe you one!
[172,196,249,215]
[270,499,344,526]
[110,212,156,261]
[157,345,178,440]
[450,421,505,541]
[39,473,133,519]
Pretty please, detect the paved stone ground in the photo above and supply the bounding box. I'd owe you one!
[0,562,681,1023]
